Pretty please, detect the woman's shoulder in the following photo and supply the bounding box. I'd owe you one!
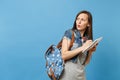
[64,29,73,34]
[63,29,73,39]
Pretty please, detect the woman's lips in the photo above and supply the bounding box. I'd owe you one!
[77,25,81,28]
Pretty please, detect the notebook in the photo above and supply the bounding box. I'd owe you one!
[82,37,103,53]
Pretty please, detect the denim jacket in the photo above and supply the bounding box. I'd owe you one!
[63,29,88,64]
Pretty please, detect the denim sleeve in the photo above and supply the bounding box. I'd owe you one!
[63,29,72,40]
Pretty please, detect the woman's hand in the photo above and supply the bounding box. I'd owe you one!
[89,46,97,53]
[82,40,93,52]
[89,43,98,53]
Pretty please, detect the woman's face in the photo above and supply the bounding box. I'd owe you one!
[76,13,89,31]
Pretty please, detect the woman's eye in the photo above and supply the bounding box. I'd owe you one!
[81,18,85,21]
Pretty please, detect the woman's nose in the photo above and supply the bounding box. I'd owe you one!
[78,20,81,24]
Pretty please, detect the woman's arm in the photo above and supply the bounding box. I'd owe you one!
[61,38,92,61]
[84,46,96,65]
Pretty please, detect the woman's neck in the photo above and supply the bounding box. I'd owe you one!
[79,30,85,37]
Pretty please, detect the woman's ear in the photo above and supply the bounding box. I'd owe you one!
[87,23,90,27]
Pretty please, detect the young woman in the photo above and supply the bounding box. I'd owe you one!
[59,10,97,80]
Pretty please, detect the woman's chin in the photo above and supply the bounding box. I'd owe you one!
[77,28,82,31]
[77,28,86,32]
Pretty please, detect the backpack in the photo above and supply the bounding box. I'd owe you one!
[45,30,74,80]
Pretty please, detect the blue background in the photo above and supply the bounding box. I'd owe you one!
[0,0,120,80]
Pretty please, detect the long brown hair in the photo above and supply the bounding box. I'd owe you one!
[72,10,93,40]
